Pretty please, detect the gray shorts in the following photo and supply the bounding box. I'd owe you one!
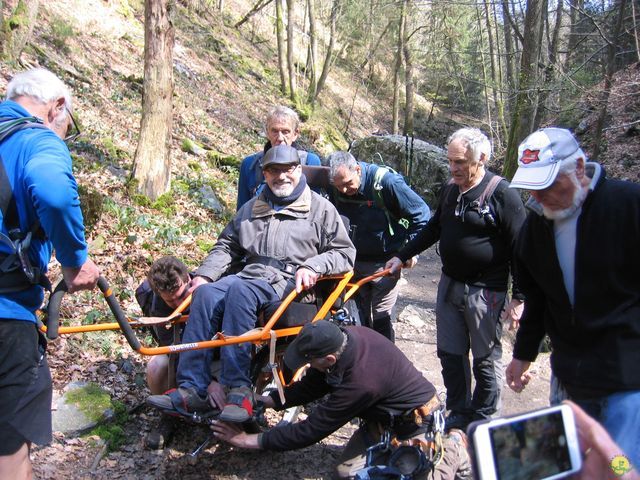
[435,273,506,358]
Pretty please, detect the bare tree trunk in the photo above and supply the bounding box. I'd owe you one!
[234,0,273,29]
[0,0,40,62]
[630,0,640,62]
[313,0,339,103]
[360,19,392,73]
[402,1,414,136]
[492,0,508,142]
[475,3,494,140]
[592,0,628,159]
[306,0,317,101]
[483,0,500,117]
[132,0,175,200]
[501,0,516,114]
[503,0,545,179]
[392,0,406,134]
[534,0,563,127]
[275,0,287,95]
[286,0,296,102]
[218,0,224,10]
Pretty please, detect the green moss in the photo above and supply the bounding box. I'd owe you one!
[150,192,176,216]
[77,184,104,232]
[196,238,215,253]
[89,401,129,451]
[206,150,240,168]
[66,383,112,424]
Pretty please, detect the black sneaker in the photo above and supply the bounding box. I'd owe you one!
[445,412,471,432]
[147,387,217,417]
[219,386,255,423]
[145,415,178,450]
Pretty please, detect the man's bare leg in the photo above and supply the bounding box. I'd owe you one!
[0,443,32,480]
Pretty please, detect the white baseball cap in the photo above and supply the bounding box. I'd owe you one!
[510,128,586,190]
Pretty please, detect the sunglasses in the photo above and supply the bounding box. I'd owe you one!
[64,107,81,143]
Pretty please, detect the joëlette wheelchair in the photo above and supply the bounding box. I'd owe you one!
[41,269,394,430]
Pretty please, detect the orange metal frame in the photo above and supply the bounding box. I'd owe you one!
[41,268,395,357]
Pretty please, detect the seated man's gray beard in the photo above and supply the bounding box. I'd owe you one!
[272,184,295,197]
[542,174,588,221]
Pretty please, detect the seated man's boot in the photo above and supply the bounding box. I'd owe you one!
[219,386,255,423]
[147,386,218,418]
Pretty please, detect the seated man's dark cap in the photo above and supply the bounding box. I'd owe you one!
[261,144,300,169]
[284,320,345,370]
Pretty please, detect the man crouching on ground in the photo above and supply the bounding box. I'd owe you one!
[212,321,472,479]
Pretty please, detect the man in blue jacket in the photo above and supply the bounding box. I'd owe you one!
[236,105,321,209]
[506,127,640,468]
[0,69,100,479]
[328,151,430,340]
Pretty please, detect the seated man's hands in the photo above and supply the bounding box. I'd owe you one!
[207,380,226,410]
[188,275,210,294]
[295,267,318,293]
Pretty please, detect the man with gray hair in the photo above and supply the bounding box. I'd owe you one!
[236,105,321,209]
[386,127,526,432]
[506,127,640,468]
[328,151,430,340]
[0,68,100,478]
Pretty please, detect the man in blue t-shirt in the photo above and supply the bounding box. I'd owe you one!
[236,105,321,209]
[0,68,100,478]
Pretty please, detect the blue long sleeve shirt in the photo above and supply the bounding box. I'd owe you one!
[0,100,88,322]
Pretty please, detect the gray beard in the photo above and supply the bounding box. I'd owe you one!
[271,183,295,197]
[542,179,588,221]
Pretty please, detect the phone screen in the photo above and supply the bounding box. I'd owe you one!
[488,410,574,480]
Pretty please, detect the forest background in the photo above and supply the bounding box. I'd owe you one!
[1,0,639,477]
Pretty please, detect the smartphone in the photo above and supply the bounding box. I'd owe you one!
[468,405,582,480]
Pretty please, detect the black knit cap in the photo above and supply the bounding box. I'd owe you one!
[284,320,344,370]
[261,144,300,168]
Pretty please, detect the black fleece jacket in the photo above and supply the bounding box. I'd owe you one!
[259,326,436,451]
[397,171,526,294]
[513,167,640,397]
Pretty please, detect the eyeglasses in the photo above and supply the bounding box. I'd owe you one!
[64,107,81,144]
[264,163,300,175]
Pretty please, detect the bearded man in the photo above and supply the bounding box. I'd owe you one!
[148,145,355,424]
[505,127,640,469]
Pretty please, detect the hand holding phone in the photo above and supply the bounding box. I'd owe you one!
[468,404,582,480]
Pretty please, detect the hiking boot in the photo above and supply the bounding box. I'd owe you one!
[145,414,178,450]
[147,387,216,417]
[219,386,255,423]
[445,412,471,432]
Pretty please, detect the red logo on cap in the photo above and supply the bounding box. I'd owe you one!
[521,149,540,164]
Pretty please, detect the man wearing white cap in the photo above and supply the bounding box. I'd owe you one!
[506,127,640,468]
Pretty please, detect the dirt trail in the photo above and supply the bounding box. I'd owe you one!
[32,251,551,479]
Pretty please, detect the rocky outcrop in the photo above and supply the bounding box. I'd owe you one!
[349,135,450,207]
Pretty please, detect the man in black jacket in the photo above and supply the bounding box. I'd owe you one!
[386,128,526,432]
[211,321,472,479]
[505,127,640,469]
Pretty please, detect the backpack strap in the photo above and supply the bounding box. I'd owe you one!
[477,175,504,210]
[0,117,50,293]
